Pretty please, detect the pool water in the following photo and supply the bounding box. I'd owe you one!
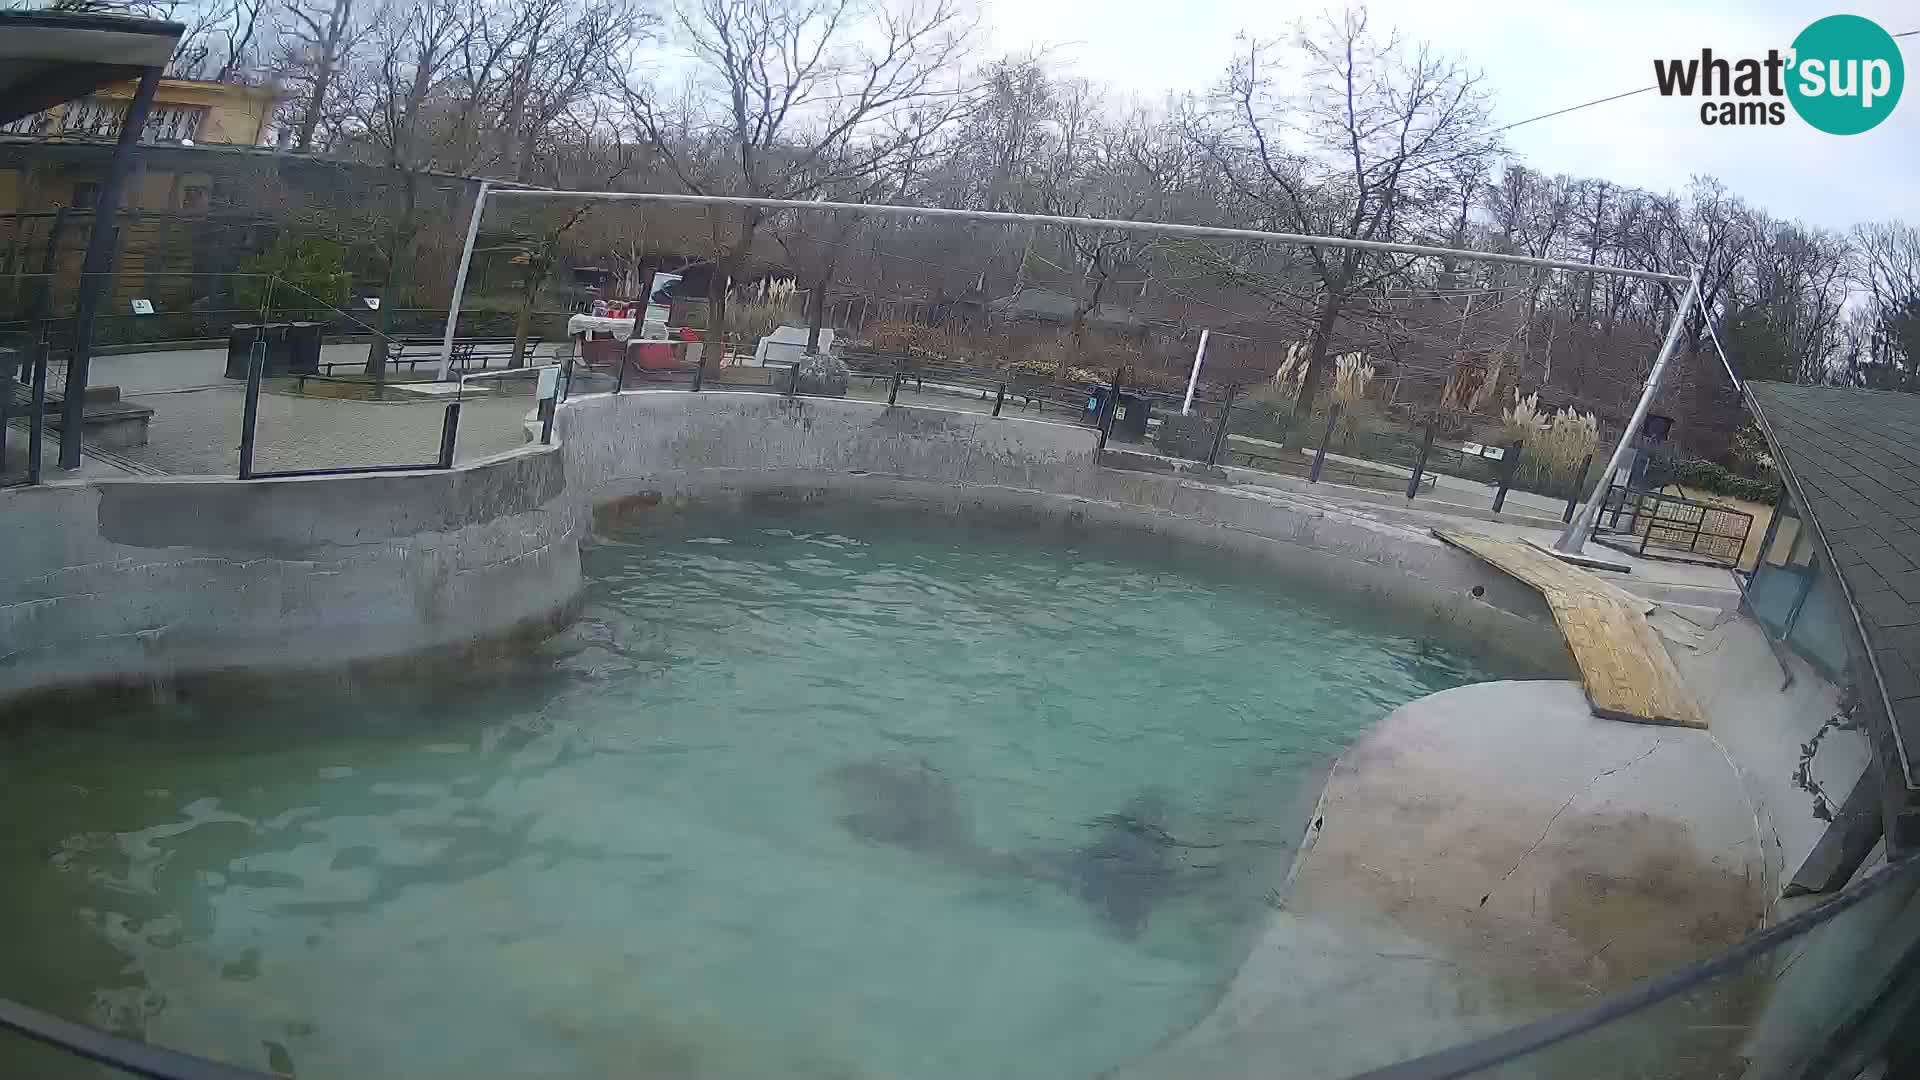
[0,504,1510,1078]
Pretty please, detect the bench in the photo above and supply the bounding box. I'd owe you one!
[317,337,542,375]
[22,385,155,448]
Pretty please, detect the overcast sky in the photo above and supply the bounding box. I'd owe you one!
[984,0,1919,233]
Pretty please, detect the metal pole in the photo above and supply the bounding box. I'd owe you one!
[1207,383,1239,467]
[1096,368,1124,452]
[888,369,901,406]
[992,382,1005,417]
[1406,418,1436,501]
[1310,404,1342,483]
[62,66,161,471]
[439,401,463,464]
[614,348,628,393]
[238,347,264,479]
[1556,268,1702,552]
[1564,454,1593,523]
[1181,328,1210,416]
[487,189,1688,285]
[436,180,491,381]
[1492,439,1524,513]
[26,342,47,484]
[691,346,705,392]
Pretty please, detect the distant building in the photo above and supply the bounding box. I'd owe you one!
[0,77,275,148]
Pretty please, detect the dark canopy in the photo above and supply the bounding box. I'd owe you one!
[0,11,182,127]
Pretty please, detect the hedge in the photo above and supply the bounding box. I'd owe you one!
[1646,457,1780,505]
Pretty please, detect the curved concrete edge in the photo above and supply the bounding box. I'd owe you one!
[0,445,583,706]
[1122,680,1772,1080]
[557,391,1579,676]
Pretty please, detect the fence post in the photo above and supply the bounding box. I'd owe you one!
[26,340,48,484]
[1096,367,1125,452]
[992,382,1005,417]
[1406,417,1436,501]
[238,346,265,479]
[0,342,15,472]
[787,362,800,397]
[888,368,901,406]
[441,400,463,464]
[1563,453,1593,523]
[614,349,628,393]
[1310,402,1342,483]
[1206,383,1240,466]
[1492,438,1524,513]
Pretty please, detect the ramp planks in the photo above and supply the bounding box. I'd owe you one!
[1434,529,1705,729]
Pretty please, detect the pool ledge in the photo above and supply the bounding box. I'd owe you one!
[1121,679,1771,1079]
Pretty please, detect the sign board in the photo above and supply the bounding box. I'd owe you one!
[130,299,154,315]
[361,297,382,310]
[536,365,560,401]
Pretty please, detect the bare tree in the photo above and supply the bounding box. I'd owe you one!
[611,0,973,355]
[1194,10,1499,429]
[279,0,370,150]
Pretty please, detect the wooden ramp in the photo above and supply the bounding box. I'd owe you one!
[1434,529,1706,729]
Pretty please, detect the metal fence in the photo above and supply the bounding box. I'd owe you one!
[1595,484,1755,567]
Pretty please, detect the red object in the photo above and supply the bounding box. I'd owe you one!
[631,341,677,370]
[677,326,704,342]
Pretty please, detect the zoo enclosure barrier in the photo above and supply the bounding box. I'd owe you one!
[1594,483,1755,568]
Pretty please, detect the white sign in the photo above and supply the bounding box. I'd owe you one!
[130,298,154,315]
[536,365,560,401]
[361,297,382,310]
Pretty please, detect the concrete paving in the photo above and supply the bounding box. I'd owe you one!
[1124,680,1772,1080]
[54,344,549,476]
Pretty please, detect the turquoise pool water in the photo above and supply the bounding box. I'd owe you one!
[0,504,1509,1078]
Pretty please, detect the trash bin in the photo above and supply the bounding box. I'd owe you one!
[1082,383,1151,442]
[226,323,289,378]
[285,322,324,375]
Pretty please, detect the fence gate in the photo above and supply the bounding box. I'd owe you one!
[1595,485,1754,567]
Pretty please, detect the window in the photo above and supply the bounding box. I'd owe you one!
[71,182,99,209]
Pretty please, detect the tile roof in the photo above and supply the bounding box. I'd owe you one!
[1746,382,1920,807]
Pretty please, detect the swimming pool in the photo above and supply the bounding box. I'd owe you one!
[0,502,1513,1078]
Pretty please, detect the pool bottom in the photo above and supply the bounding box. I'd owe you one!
[0,502,1517,1078]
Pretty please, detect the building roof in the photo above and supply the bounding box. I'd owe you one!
[0,11,183,127]
[989,286,1142,330]
[1745,381,1920,805]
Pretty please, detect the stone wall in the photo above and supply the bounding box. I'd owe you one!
[0,447,581,704]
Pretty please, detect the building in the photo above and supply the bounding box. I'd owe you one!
[0,76,274,148]
[1745,381,1920,883]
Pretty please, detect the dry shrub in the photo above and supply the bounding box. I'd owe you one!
[726,279,798,344]
[1331,351,1375,405]
[1502,390,1599,493]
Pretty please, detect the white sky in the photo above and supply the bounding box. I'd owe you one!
[984,0,1920,232]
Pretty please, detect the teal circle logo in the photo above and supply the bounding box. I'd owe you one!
[1787,15,1904,135]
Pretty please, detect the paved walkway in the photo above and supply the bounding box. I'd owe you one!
[54,344,550,477]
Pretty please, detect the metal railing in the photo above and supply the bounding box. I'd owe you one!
[1595,484,1755,567]
[1,337,49,487]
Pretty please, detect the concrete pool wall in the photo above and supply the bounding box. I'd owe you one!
[0,447,581,706]
[557,390,1575,674]
[3,388,1577,703]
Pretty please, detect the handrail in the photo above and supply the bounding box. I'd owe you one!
[0,997,269,1080]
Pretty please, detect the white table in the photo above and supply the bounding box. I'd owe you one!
[567,315,669,343]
